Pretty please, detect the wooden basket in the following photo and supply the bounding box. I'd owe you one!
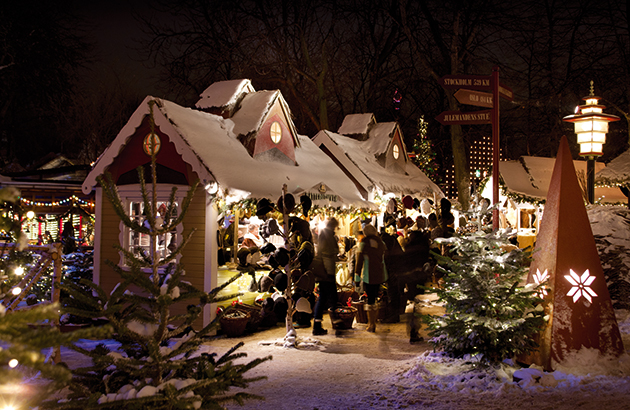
[220,311,250,337]
[351,301,367,323]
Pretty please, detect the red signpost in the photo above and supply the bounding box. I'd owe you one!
[437,67,512,230]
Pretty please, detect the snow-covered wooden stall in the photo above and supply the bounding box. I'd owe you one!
[82,79,371,329]
[312,113,444,229]
[481,155,627,248]
[595,148,630,206]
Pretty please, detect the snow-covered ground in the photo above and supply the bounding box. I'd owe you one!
[360,205,630,409]
[30,205,630,409]
[367,307,630,410]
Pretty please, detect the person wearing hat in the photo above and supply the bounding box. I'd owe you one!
[312,217,341,336]
[354,223,388,333]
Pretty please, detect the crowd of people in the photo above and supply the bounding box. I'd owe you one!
[221,193,470,342]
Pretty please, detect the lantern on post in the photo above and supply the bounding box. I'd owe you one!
[562,81,619,203]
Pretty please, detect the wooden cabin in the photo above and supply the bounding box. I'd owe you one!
[312,113,443,209]
[82,79,369,329]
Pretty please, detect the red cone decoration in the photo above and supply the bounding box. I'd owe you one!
[524,135,624,371]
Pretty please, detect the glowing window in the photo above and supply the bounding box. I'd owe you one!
[392,144,400,159]
[143,133,161,156]
[270,122,282,144]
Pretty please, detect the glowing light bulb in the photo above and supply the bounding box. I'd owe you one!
[26,210,35,219]
[14,267,24,276]
[11,288,21,296]
[8,359,18,368]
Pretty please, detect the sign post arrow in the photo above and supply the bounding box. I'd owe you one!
[435,110,492,126]
[439,74,513,101]
[454,89,494,108]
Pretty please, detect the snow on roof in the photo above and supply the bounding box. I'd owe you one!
[83,97,372,208]
[230,90,276,137]
[364,122,397,156]
[492,156,626,204]
[337,113,375,135]
[314,130,443,198]
[195,79,254,110]
[596,148,630,186]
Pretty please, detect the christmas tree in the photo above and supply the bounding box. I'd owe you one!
[410,116,440,182]
[39,102,271,409]
[424,223,545,365]
[0,187,109,409]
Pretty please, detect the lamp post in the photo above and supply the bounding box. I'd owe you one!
[562,81,619,204]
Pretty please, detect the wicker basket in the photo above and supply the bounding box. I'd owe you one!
[331,306,357,330]
[233,303,262,333]
[220,310,250,337]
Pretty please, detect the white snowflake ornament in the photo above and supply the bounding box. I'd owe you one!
[564,269,597,303]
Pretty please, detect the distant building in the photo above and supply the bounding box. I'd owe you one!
[443,135,501,199]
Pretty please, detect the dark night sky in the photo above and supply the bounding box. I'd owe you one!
[77,0,164,98]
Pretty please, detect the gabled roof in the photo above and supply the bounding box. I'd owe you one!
[83,96,372,208]
[484,156,626,204]
[312,129,443,199]
[596,148,630,187]
[231,89,300,148]
[366,122,402,157]
[337,113,376,136]
[195,79,255,111]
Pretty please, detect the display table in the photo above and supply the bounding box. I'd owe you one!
[517,231,536,250]
[217,266,271,308]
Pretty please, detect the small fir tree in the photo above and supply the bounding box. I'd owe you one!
[424,224,545,365]
[410,116,440,182]
[40,101,271,409]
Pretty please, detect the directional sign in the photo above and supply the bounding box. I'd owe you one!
[435,110,492,125]
[454,89,493,108]
[498,83,513,101]
[439,74,514,101]
[438,75,491,91]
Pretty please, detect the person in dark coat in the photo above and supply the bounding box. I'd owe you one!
[312,217,340,336]
[354,223,388,333]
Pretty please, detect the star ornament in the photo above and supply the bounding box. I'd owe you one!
[565,269,598,303]
[533,269,549,298]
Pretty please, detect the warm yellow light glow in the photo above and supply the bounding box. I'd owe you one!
[270,121,282,144]
[26,211,35,220]
[8,359,18,368]
[204,181,218,195]
[14,267,24,276]
[11,287,21,296]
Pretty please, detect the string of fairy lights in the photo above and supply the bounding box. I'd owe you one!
[19,195,94,208]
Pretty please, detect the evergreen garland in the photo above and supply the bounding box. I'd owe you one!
[424,226,545,366]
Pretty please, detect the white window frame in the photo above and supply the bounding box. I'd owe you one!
[270,121,282,144]
[392,144,400,159]
[117,185,186,272]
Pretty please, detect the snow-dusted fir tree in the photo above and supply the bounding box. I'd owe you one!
[40,102,270,409]
[424,213,545,365]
